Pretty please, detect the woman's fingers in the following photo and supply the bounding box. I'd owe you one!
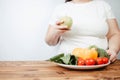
[51,21,70,35]
[56,20,64,25]
[55,25,70,30]
[112,56,117,62]
[107,50,117,63]
[110,54,117,62]
[56,20,70,30]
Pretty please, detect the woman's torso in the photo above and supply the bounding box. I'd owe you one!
[52,0,113,54]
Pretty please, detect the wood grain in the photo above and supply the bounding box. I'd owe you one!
[0,60,120,80]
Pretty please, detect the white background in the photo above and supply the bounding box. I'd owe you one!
[0,0,120,60]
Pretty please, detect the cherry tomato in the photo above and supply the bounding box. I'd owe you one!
[102,57,109,64]
[96,58,104,65]
[77,58,85,66]
[85,58,96,65]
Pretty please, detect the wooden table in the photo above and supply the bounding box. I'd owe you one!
[0,60,120,80]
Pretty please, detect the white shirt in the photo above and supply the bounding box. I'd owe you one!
[49,0,115,54]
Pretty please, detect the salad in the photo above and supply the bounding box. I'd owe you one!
[49,45,110,66]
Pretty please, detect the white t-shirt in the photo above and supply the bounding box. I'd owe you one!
[49,0,115,54]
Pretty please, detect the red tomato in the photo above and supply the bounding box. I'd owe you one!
[102,57,109,64]
[77,58,85,66]
[85,58,96,65]
[96,58,104,65]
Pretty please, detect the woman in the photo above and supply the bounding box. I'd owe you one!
[45,0,120,62]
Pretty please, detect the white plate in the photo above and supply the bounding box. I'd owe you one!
[57,61,110,70]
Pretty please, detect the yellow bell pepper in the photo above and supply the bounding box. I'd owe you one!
[72,48,98,60]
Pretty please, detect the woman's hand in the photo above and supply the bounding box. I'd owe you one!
[106,19,120,63]
[49,20,70,38]
[45,20,70,46]
[106,49,118,63]
[55,20,70,34]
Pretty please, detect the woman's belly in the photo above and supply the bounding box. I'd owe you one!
[57,36,108,54]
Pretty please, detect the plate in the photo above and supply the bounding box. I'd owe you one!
[57,61,110,70]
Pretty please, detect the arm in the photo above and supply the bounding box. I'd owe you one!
[106,19,120,62]
[45,22,69,46]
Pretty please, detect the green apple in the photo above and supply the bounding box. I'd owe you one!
[59,16,73,29]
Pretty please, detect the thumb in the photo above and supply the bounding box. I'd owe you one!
[56,20,64,25]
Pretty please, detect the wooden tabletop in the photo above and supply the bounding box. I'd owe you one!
[0,60,120,80]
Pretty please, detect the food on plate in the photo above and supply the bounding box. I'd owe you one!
[102,57,109,64]
[96,57,109,65]
[50,53,77,65]
[96,57,104,65]
[89,45,110,58]
[49,53,64,62]
[85,58,96,65]
[72,48,98,60]
[77,58,85,66]
[49,45,110,66]
[59,16,73,29]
